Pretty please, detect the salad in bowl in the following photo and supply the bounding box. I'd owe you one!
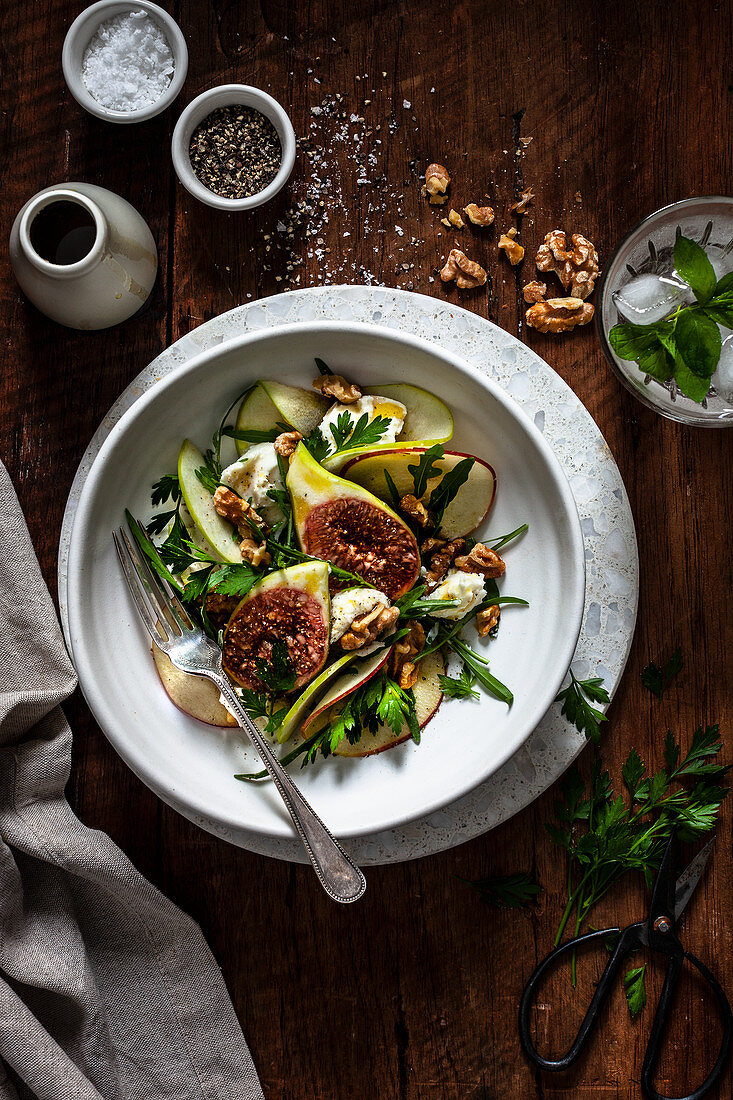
[128,358,528,778]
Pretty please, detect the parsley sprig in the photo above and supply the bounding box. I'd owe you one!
[459,872,540,909]
[556,671,610,744]
[304,411,393,462]
[642,647,683,698]
[609,235,733,403]
[624,965,647,1018]
[439,666,479,700]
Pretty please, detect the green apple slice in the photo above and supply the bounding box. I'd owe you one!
[301,647,392,737]
[275,650,359,743]
[178,439,241,563]
[342,448,496,539]
[235,381,329,455]
[323,383,453,471]
[333,650,445,756]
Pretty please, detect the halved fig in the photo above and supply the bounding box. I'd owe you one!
[323,383,453,471]
[287,443,420,600]
[223,561,330,691]
[153,644,234,728]
[301,647,392,737]
[235,381,329,456]
[334,650,445,757]
[342,448,496,539]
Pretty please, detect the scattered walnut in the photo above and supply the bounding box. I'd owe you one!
[312,373,361,403]
[536,231,599,299]
[476,605,501,637]
[498,226,525,265]
[239,538,271,568]
[425,537,466,584]
[454,543,506,578]
[274,430,302,457]
[523,280,547,304]
[400,493,431,528]
[510,187,534,214]
[425,162,450,204]
[213,487,267,539]
[390,620,425,689]
[525,297,595,334]
[448,208,464,228]
[421,536,446,558]
[463,203,495,226]
[440,248,487,290]
[341,603,400,651]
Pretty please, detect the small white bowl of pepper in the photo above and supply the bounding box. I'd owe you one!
[171,85,296,211]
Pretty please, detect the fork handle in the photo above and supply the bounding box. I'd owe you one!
[211,675,366,904]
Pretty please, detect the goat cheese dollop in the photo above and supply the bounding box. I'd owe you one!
[429,569,486,619]
[318,395,407,455]
[220,443,284,524]
[329,587,391,643]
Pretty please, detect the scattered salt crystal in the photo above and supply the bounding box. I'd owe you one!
[81,10,174,112]
[402,99,411,108]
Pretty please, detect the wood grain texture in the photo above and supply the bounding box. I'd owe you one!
[1,1,731,1097]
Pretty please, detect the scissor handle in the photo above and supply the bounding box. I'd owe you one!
[641,947,733,1100]
[519,924,641,1070]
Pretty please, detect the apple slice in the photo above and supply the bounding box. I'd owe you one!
[334,650,445,756]
[342,448,496,539]
[178,439,241,563]
[323,384,453,471]
[235,381,329,456]
[301,647,392,737]
[153,644,233,727]
[275,650,358,743]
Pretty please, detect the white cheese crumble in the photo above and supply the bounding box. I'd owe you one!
[318,394,407,455]
[430,569,486,619]
[81,11,174,112]
[329,587,390,643]
[220,443,284,525]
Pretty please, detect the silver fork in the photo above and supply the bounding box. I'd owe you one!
[113,524,366,904]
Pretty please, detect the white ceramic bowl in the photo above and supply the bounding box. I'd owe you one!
[62,0,188,124]
[171,85,296,211]
[66,322,585,845]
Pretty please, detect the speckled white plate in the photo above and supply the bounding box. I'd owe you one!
[59,287,638,865]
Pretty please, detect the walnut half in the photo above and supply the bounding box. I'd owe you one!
[390,620,426,689]
[476,605,500,637]
[536,230,599,299]
[525,297,595,333]
[464,203,495,226]
[274,430,302,457]
[312,373,361,403]
[523,280,547,304]
[454,543,506,578]
[400,493,431,528]
[341,604,400,651]
[498,227,525,265]
[213,487,268,539]
[425,162,450,204]
[440,248,487,290]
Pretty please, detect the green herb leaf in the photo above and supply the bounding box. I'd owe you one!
[302,427,331,463]
[673,235,717,304]
[146,509,177,536]
[608,319,674,362]
[450,637,513,705]
[181,566,215,602]
[460,872,540,909]
[672,353,714,403]
[673,308,722,379]
[428,457,476,531]
[125,511,184,593]
[314,357,333,376]
[151,473,181,507]
[207,563,260,598]
[407,445,444,499]
[253,640,297,698]
[343,412,393,452]
[194,448,223,495]
[486,524,529,551]
[642,647,683,698]
[221,427,280,444]
[383,468,402,510]
[556,672,609,744]
[439,667,479,700]
[624,965,647,1018]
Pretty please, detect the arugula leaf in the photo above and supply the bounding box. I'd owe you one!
[428,457,476,531]
[450,637,513,705]
[487,524,529,551]
[383,469,401,510]
[674,308,722,379]
[460,872,540,909]
[314,357,333,375]
[125,511,184,593]
[221,427,280,444]
[151,473,181,507]
[407,445,444,498]
[673,235,717,304]
[642,647,683,697]
[439,667,479,700]
[556,672,609,744]
[624,965,647,1017]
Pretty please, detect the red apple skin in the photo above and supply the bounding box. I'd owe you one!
[342,448,497,537]
[301,647,392,737]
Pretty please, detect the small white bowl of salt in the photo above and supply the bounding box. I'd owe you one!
[62,1,188,123]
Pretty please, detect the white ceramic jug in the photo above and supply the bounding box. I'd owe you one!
[9,182,158,330]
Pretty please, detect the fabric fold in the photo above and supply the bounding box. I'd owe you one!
[0,461,264,1100]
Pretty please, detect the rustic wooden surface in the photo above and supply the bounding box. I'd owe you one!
[1,1,731,1096]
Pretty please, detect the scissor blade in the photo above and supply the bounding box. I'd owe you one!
[674,837,715,921]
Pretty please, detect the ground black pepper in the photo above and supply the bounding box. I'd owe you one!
[189,106,282,199]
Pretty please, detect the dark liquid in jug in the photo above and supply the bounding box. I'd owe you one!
[30,201,97,265]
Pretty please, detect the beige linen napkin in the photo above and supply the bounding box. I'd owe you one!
[0,461,265,1100]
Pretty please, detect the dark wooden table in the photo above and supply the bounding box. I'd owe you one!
[2,1,731,1096]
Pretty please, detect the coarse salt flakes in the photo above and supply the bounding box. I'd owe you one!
[81,10,174,111]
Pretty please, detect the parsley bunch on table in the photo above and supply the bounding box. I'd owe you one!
[609,234,733,403]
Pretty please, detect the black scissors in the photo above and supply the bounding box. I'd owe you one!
[519,834,732,1099]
